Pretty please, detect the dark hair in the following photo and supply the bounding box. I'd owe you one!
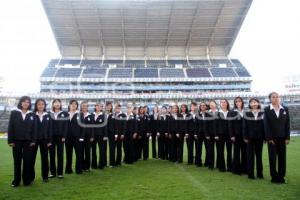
[248,98,261,110]
[268,91,279,100]
[191,102,197,107]
[143,106,149,114]
[138,106,144,115]
[199,102,208,111]
[94,102,103,112]
[180,104,188,113]
[52,99,62,111]
[106,102,113,113]
[68,99,78,111]
[17,96,32,110]
[173,105,180,115]
[220,99,230,111]
[80,101,88,112]
[234,97,244,109]
[34,98,46,112]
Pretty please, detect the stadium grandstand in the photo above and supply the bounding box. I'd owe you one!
[0,0,300,133]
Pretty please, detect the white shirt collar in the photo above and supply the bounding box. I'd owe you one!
[36,111,48,116]
[83,112,91,118]
[16,109,32,115]
[270,104,284,110]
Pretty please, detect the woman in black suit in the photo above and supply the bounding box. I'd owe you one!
[195,102,208,167]
[124,104,138,164]
[157,106,169,160]
[80,101,94,171]
[32,98,52,182]
[49,99,68,179]
[264,92,290,184]
[92,103,108,169]
[243,98,265,180]
[230,97,247,175]
[65,99,84,174]
[168,105,180,162]
[8,96,36,187]
[178,104,188,163]
[106,102,116,167]
[215,99,232,172]
[186,102,198,165]
[150,106,159,159]
[206,100,218,170]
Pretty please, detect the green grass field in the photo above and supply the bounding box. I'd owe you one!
[0,138,299,200]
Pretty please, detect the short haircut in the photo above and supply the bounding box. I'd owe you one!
[68,99,78,111]
[17,96,32,110]
[268,91,279,100]
[34,98,46,112]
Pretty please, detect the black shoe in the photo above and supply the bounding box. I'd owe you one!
[48,174,56,178]
[271,178,279,183]
[23,181,32,186]
[278,178,286,184]
[11,181,20,188]
[43,179,49,183]
[257,175,264,179]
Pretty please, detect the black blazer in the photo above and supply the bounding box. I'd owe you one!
[36,112,52,142]
[68,112,83,138]
[150,114,159,135]
[107,113,115,135]
[168,114,179,135]
[126,114,138,135]
[243,111,265,140]
[49,111,68,138]
[158,115,169,134]
[228,110,244,138]
[8,110,37,144]
[198,112,209,138]
[264,105,290,140]
[216,111,230,138]
[80,113,94,139]
[187,113,198,135]
[114,112,126,136]
[178,113,188,135]
[137,114,150,136]
[206,111,218,138]
[92,112,107,137]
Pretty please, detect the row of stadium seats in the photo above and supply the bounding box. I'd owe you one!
[47,59,244,68]
[41,67,251,78]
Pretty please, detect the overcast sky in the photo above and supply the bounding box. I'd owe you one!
[0,0,299,94]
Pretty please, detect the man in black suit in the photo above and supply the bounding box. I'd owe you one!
[264,92,290,184]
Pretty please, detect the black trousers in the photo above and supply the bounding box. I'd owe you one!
[32,139,49,180]
[83,135,92,170]
[177,135,184,163]
[49,135,64,176]
[216,137,232,171]
[133,137,140,162]
[108,132,116,166]
[206,137,215,169]
[268,138,286,181]
[123,133,134,164]
[204,139,209,166]
[151,133,157,158]
[195,137,205,166]
[186,135,194,164]
[92,135,107,169]
[232,137,247,175]
[115,137,123,166]
[140,134,149,160]
[65,136,83,174]
[169,134,178,162]
[12,140,33,185]
[247,139,263,178]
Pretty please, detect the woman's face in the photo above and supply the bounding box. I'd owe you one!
[250,100,259,110]
[220,100,228,110]
[190,104,196,112]
[37,100,45,112]
[95,104,103,112]
[172,106,178,114]
[209,102,216,110]
[270,93,280,105]
[69,102,78,112]
[53,100,61,110]
[200,103,207,112]
[127,106,133,114]
[181,105,186,113]
[235,98,243,109]
[81,103,88,113]
[106,104,112,112]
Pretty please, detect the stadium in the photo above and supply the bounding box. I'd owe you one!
[0,0,299,199]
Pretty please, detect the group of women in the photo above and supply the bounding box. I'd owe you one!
[7,92,290,187]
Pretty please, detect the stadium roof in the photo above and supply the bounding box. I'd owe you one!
[42,0,253,59]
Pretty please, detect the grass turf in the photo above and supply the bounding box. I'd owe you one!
[0,138,299,200]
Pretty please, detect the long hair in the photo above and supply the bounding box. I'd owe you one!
[180,104,188,113]
[248,98,261,110]
[68,99,78,112]
[17,96,32,110]
[220,99,230,111]
[34,98,46,112]
[233,97,244,110]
